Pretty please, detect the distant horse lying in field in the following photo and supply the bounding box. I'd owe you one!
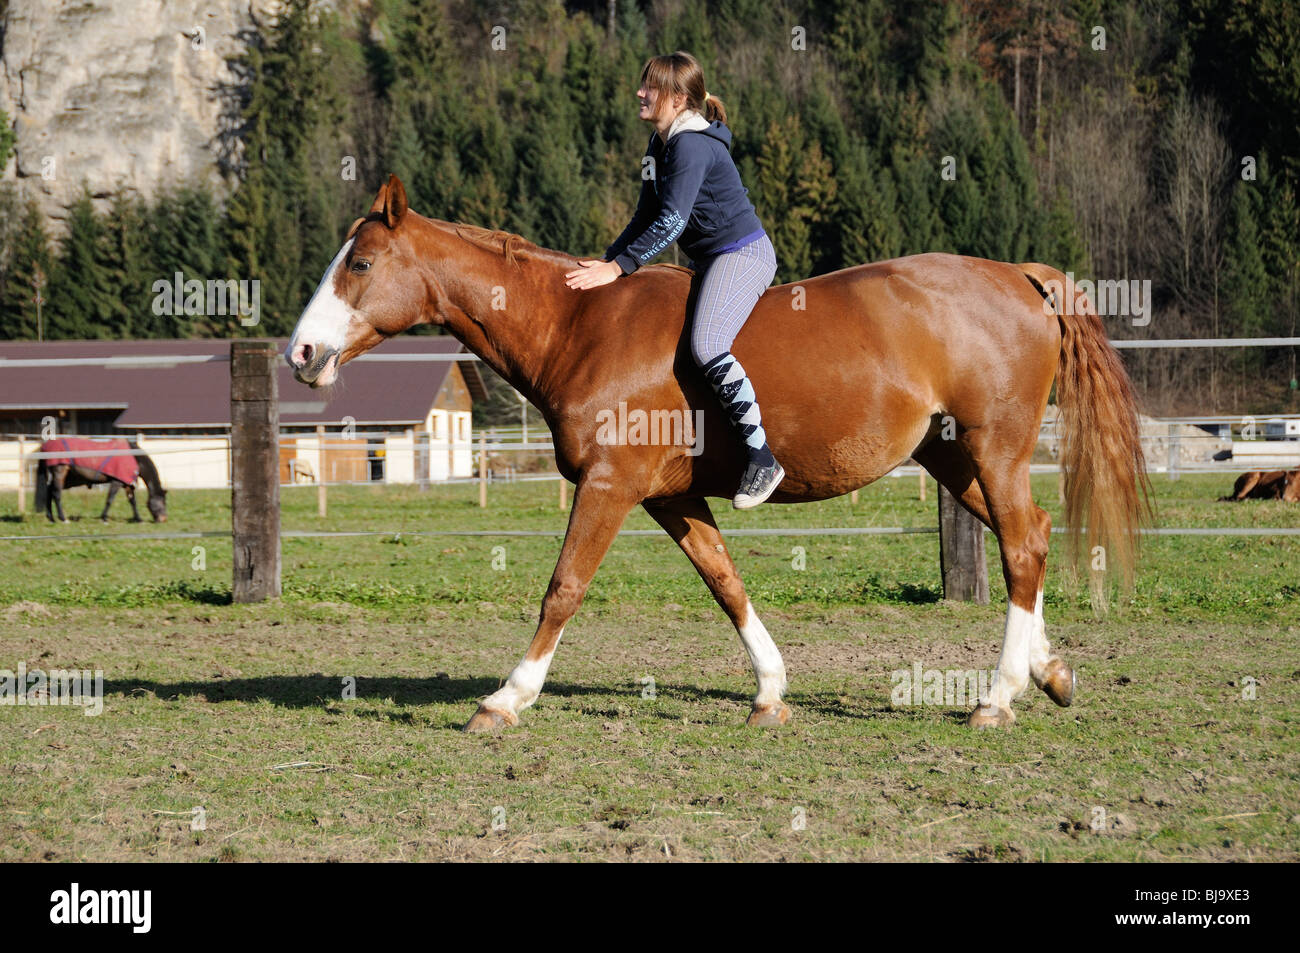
[1219,469,1300,502]
[286,174,1149,732]
[36,438,167,523]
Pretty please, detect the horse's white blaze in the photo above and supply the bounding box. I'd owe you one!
[482,627,564,715]
[287,238,357,358]
[979,602,1034,711]
[736,602,786,704]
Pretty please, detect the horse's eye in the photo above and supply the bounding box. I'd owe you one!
[351,259,371,274]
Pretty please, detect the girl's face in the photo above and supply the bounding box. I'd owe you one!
[637,83,683,125]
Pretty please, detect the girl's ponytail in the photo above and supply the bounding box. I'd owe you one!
[702,91,727,125]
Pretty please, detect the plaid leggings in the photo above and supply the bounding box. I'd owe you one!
[689,233,778,365]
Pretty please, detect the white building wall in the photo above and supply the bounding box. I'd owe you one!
[135,437,231,489]
[384,432,415,484]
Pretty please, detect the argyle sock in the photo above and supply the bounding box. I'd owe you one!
[700,352,776,468]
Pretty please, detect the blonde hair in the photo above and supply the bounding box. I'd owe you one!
[639,51,727,125]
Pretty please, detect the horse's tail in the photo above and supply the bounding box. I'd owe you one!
[34,458,48,514]
[1020,263,1151,606]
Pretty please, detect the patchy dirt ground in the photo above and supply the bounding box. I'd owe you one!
[2,600,1296,862]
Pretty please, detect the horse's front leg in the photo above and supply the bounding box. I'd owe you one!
[101,482,120,522]
[464,479,636,732]
[125,485,142,522]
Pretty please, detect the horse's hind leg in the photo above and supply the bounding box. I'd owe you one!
[52,471,68,523]
[1024,507,1074,709]
[915,436,1070,726]
[967,454,1055,727]
[643,496,789,726]
[464,480,636,732]
[101,482,120,522]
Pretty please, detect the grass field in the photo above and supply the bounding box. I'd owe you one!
[1,473,1297,861]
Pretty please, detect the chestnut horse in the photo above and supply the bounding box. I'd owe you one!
[287,175,1148,731]
[1220,469,1300,502]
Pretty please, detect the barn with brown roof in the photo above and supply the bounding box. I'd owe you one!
[0,337,487,487]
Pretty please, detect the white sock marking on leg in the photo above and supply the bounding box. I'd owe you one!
[482,627,564,715]
[981,603,1034,710]
[737,602,786,704]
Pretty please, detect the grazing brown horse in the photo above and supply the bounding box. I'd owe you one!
[36,438,168,523]
[1220,469,1300,502]
[287,175,1148,731]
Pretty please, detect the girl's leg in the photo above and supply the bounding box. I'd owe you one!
[691,235,782,507]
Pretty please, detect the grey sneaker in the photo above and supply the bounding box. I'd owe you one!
[733,459,785,509]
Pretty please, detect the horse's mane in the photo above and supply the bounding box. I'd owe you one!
[133,443,163,490]
[448,221,695,278]
[451,223,538,265]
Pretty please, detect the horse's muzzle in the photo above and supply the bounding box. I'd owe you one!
[287,342,340,387]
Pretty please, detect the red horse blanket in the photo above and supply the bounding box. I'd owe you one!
[40,438,140,485]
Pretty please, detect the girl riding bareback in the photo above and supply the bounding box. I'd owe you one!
[564,51,784,509]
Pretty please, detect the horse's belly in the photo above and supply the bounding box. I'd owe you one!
[771,403,936,500]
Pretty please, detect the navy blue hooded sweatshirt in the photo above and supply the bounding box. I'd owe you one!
[603,119,764,274]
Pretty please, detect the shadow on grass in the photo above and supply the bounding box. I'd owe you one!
[99,676,949,726]
[102,674,609,711]
[861,581,942,605]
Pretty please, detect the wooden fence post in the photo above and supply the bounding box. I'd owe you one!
[559,475,568,510]
[231,340,281,602]
[316,424,327,517]
[416,430,430,492]
[15,437,25,516]
[938,483,989,603]
[479,434,487,507]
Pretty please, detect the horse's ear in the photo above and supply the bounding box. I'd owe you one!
[384,174,408,229]
[368,180,389,217]
[345,216,366,241]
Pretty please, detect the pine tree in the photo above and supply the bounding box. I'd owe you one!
[0,200,54,340]
[100,190,151,338]
[1224,180,1270,336]
[49,187,114,339]
[0,107,14,171]
[837,144,904,266]
[755,115,837,280]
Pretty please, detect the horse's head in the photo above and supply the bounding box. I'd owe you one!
[147,488,167,522]
[286,174,430,388]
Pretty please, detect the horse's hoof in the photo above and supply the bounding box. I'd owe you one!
[746,701,791,727]
[463,705,517,733]
[968,705,1015,728]
[1036,658,1076,708]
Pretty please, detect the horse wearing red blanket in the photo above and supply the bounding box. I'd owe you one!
[36,438,168,523]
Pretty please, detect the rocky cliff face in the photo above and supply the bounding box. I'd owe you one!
[0,0,283,229]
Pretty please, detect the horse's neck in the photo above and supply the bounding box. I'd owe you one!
[422,223,571,414]
[135,453,158,490]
